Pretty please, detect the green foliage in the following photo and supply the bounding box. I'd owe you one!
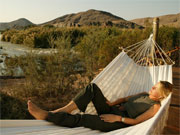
[1,27,86,48]
[75,28,105,79]
[98,36,120,67]
[1,26,178,52]
[34,31,50,48]
[0,92,31,119]
[62,28,85,47]
[158,26,180,51]
[2,26,179,86]
[5,36,84,99]
[1,29,18,42]
[10,32,25,44]
[43,24,55,28]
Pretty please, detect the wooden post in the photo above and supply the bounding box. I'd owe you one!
[151,17,159,60]
[153,17,159,42]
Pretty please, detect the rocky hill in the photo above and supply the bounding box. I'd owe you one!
[42,9,143,29]
[0,18,35,31]
[131,13,180,27]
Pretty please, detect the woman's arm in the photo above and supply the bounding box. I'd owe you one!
[106,92,148,106]
[106,97,126,106]
[124,92,148,102]
[100,104,160,124]
[121,104,160,125]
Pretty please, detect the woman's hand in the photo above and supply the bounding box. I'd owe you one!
[100,114,121,123]
[106,100,114,106]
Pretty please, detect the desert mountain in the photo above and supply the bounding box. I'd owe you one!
[131,13,180,27]
[0,18,35,31]
[42,9,143,29]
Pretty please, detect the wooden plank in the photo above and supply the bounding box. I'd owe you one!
[163,67,180,134]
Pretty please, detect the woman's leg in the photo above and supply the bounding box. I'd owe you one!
[28,93,129,132]
[80,113,129,132]
[73,83,111,114]
[28,100,129,132]
[51,83,111,115]
[51,101,78,113]
[46,112,129,132]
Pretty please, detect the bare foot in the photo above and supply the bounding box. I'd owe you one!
[27,100,48,120]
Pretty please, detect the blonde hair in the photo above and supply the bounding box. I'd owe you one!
[159,81,173,100]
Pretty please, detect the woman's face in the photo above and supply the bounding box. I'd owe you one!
[149,82,162,100]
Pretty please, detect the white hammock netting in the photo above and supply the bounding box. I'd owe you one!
[1,34,173,135]
[82,34,173,134]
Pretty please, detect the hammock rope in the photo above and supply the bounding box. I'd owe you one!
[123,34,174,66]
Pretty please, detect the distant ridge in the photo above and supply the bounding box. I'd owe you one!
[131,13,180,27]
[42,9,143,29]
[1,11,178,30]
[0,18,35,31]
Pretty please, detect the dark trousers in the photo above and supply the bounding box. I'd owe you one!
[46,83,129,132]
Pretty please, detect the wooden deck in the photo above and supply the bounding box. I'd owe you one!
[163,67,180,134]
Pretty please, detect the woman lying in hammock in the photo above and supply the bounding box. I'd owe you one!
[28,81,173,132]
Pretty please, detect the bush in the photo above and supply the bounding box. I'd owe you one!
[34,32,50,48]
[1,29,18,42]
[158,26,180,51]
[10,32,25,44]
[0,92,31,119]
[4,36,85,99]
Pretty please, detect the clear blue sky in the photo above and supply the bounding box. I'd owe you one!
[0,0,179,24]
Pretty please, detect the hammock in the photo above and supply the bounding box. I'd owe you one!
[1,34,174,135]
[78,34,174,134]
